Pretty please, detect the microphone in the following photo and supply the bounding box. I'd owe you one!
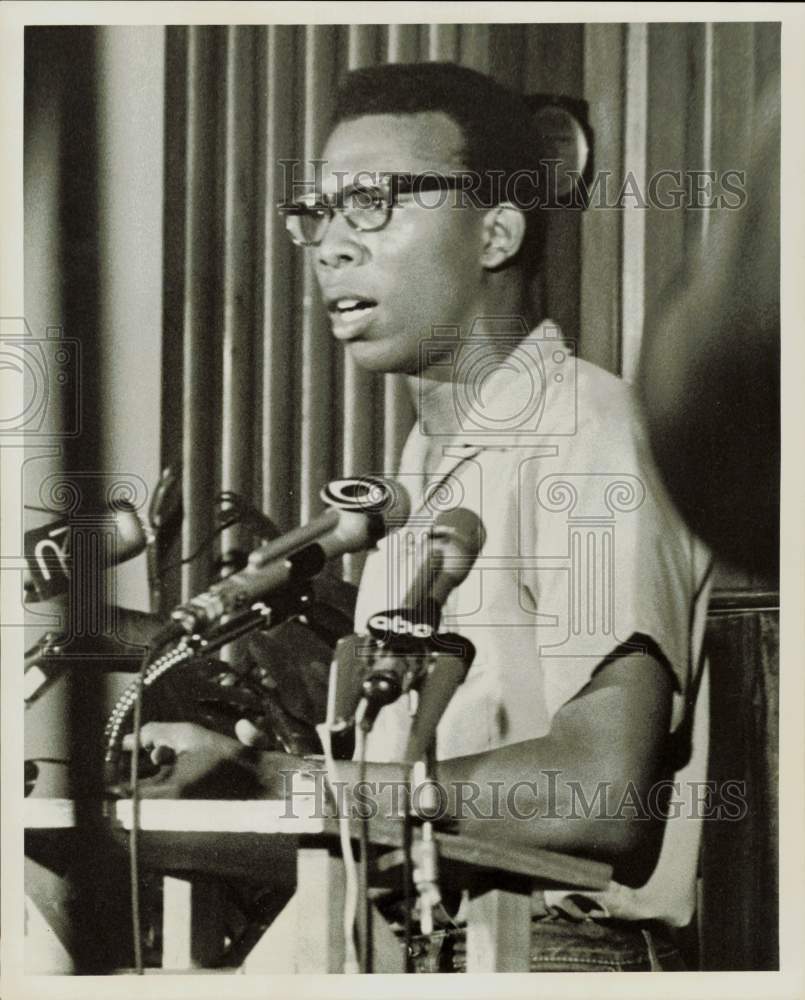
[171,476,410,634]
[24,502,147,603]
[358,507,485,730]
[364,506,485,646]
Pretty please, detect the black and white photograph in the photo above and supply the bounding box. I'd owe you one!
[1,3,802,997]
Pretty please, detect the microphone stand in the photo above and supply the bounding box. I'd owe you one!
[328,604,476,972]
[353,666,442,970]
[352,637,474,970]
[410,752,442,938]
[103,586,313,778]
[351,641,423,973]
[401,641,476,947]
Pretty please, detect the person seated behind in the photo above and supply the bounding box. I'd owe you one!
[125,62,712,972]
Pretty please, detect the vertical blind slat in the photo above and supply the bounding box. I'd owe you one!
[486,24,526,90]
[342,24,382,484]
[686,23,715,249]
[523,23,582,94]
[580,23,626,374]
[299,25,338,523]
[342,25,383,584]
[427,23,460,62]
[684,19,766,306]
[181,26,222,597]
[386,23,420,63]
[711,24,757,183]
[221,26,257,559]
[379,25,418,474]
[620,23,648,385]
[753,22,780,99]
[158,27,188,611]
[460,24,490,72]
[346,23,380,68]
[262,25,298,531]
[523,24,584,346]
[373,0,417,495]
[644,24,689,318]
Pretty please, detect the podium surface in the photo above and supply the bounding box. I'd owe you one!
[26,796,613,973]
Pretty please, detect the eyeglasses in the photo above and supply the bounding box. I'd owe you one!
[277,173,473,248]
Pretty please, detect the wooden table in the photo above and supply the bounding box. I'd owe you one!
[26,797,613,974]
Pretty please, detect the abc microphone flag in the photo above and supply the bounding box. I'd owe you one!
[23,501,147,603]
[365,506,487,643]
[355,508,486,733]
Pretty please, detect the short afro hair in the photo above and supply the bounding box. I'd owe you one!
[330,62,545,273]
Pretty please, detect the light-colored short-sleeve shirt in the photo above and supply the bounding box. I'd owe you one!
[354,322,712,927]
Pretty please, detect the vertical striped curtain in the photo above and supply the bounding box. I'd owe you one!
[159,21,778,608]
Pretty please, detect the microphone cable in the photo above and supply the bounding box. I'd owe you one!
[355,723,372,973]
[319,674,360,973]
[156,512,241,575]
[127,642,151,974]
[124,619,186,974]
[403,795,413,972]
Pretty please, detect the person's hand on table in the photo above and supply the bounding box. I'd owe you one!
[121,721,306,800]
[123,721,242,766]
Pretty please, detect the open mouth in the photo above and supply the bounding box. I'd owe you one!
[329,297,378,316]
[327,297,379,340]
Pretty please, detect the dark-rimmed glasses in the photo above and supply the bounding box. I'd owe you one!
[277,173,473,248]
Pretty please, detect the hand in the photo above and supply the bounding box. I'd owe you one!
[121,722,257,799]
[123,721,242,766]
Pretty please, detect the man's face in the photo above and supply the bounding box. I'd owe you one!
[313,112,487,375]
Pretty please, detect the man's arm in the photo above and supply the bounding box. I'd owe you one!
[317,649,673,863]
[435,651,673,860]
[123,650,673,866]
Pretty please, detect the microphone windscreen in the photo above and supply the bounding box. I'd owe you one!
[321,477,411,558]
[424,509,485,608]
[112,504,148,558]
[432,507,486,557]
[322,476,410,526]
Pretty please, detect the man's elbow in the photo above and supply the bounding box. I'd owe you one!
[554,778,667,883]
[546,770,661,863]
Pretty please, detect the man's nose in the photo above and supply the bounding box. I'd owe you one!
[315,213,366,270]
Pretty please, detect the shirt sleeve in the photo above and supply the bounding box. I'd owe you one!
[518,386,710,732]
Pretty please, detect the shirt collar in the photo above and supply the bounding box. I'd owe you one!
[415,318,568,452]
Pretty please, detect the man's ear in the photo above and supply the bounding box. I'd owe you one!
[480,203,527,269]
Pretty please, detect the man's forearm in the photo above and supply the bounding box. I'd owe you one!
[433,736,640,859]
[252,737,643,861]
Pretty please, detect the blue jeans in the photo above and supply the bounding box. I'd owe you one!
[407,913,686,973]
